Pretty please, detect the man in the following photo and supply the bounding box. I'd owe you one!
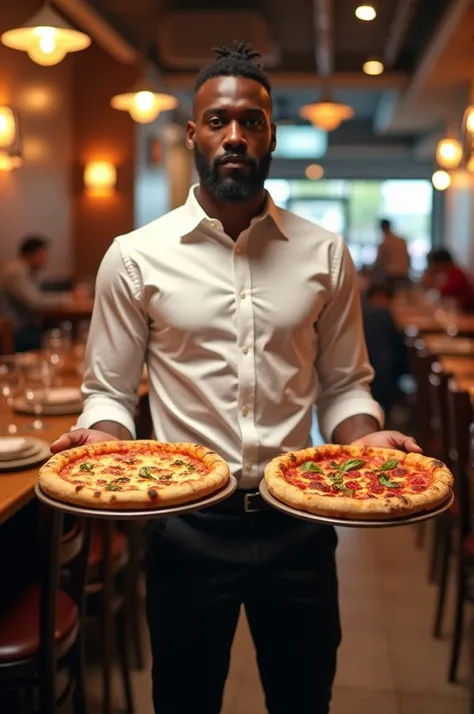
[51,43,420,713]
[0,235,68,351]
[373,218,411,290]
[422,248,474,312]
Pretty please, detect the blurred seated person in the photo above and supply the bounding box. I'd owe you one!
[362,282,408,418]
[0,236,69,352]
[373,219,411,290]
[422,248,474,312]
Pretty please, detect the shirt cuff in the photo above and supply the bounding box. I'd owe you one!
[317,393,384,444]
[76,396,137,438]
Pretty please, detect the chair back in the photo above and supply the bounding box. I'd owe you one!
[446,380,473,538]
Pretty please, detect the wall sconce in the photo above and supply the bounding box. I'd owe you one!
[0,106,18,150]
[0,152,23,172]
[84,160,116,197]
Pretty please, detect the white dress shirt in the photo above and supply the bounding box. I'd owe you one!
[78,186,383,489]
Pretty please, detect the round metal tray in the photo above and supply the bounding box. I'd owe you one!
[259,480,454,528]
[35,475,238,520]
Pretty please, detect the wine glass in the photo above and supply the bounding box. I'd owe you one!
[21,359,52,431]
[0,356,21,435]
[73,320,90,373]
[435,296,459,337]
[41,326,72,385]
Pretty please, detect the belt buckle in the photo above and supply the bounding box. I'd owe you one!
[244,492,260,513]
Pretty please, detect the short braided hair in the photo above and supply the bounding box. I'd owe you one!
[194,41,272,95]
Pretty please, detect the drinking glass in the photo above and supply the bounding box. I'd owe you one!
[22,359,52,431]
[73,320,90,377]
[435,296,459,337]
[0,356,21,435]
[41,326,72,385]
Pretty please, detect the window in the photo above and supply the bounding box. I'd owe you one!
[265,178,433,274]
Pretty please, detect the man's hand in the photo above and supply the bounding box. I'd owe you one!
[351,430,422,453]
[50,428,119,454]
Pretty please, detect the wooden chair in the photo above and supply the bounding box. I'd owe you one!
[86,522,134,714]
[0,315,14,355]
[427,363,454,584]
[0,511,91,713]
[443,381,474,682]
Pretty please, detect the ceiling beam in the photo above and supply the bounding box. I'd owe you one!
[383,0,421,68]
[313,0,333,77]
[54,0,140,64]
[165,71,409,91]
[404,0,472,101]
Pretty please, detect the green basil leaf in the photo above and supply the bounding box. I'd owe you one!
[79,462,93,472]
[105,484,121,491]
[330,461,342,471]
[185,463,195,472]
[110,477,130,485]
[139,467,157,481]
[379,475,400,489]
[172,459,186,467]
[344,489,354,497]
[301,461,324,474]
[380,459,399,471]
[342,459,366,472]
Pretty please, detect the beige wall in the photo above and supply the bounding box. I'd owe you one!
[0,2,72,279]
[71,44,138,278]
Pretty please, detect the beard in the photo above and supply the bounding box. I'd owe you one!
[193,142,273,202]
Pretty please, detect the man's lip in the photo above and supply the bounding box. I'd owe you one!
[219,157,250,167]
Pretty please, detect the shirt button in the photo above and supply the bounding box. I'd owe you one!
[245,462,253,471]
[242,346,249,354]
[240,291,246,300]
[241,406,248,416]
[235,246,242,255]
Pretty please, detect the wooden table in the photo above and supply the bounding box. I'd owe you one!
[0,374,149,526]
[439,356,474,377]
[0,411,74,526]
[44,298,94,324]
[422,334,474,357]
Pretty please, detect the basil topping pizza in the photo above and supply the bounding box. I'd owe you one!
[264,445,453,520]
[39,440,230,509]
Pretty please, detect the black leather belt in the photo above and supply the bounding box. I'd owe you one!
[214,489,271,513]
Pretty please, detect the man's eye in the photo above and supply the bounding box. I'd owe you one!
[243,118,261,128]
[208,118,224,128]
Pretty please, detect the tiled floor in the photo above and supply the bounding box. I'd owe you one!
[84,524,471,714]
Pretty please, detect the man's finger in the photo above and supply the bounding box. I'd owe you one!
[50,431,84,453]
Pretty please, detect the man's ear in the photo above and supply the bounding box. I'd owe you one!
[186,121,196,150]
[270,123,277,152]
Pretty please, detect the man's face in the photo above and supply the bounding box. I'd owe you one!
[187,75,276,202]
[29,247,48,272]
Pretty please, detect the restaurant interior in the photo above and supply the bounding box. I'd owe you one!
[1,0,474,712]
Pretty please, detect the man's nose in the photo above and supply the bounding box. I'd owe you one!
[223,121,247,150]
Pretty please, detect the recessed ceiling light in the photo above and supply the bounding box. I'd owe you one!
[305,164,324,180]
[355,5,377,21]
[363,59,384,75]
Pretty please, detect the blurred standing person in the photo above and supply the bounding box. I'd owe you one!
[373,218,411,290]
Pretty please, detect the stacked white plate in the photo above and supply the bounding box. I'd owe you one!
[13,387,83,416]
[0,436,51,470]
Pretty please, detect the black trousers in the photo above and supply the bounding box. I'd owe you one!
[146,504,341,714]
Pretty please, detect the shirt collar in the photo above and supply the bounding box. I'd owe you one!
[178,184,288,240]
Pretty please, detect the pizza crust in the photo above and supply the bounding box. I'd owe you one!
[39,440,230,510]
[264,445,453,520]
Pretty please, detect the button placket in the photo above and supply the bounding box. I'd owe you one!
[233,230,259,479]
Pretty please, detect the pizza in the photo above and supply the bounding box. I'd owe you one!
[38,440,230,510]
[264,445,453,520]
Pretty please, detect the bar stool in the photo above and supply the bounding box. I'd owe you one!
[0,511,91,714]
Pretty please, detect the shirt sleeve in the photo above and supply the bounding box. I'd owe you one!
[76,239,149,437]
[315,236,384,442]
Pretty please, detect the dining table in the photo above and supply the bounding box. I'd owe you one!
[0,367,148,527]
